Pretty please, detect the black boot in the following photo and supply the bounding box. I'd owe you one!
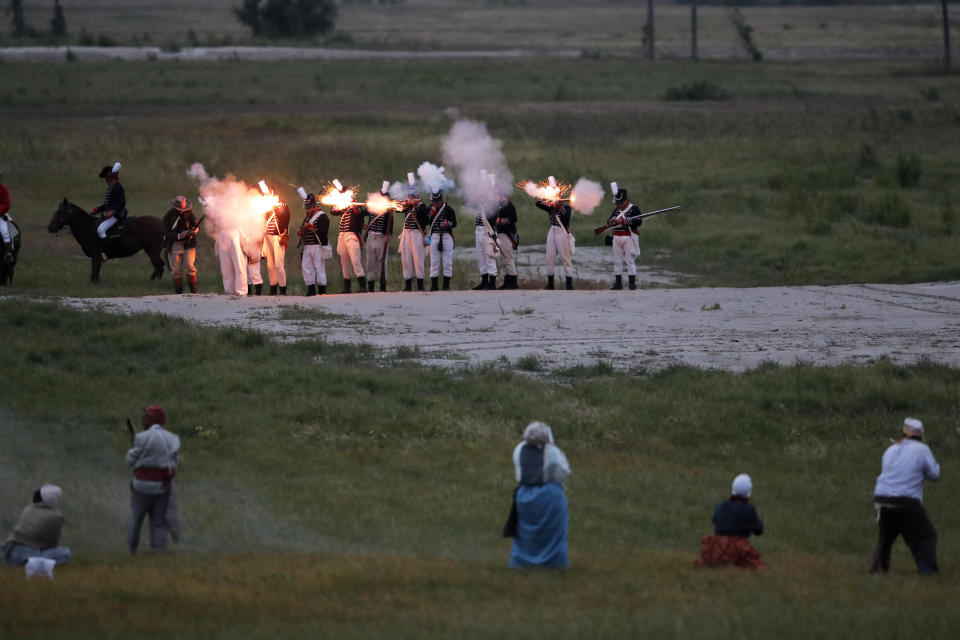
[545,276,555,290]
[442,276,451,291]
[404,278,412,292]
[280,286,287,295]
[417,278,425,291]
[368,279,376,292]
[565,276,573,290]
[255,283,263,295]
[342,278,352,294]
[486,275,497,290]
[506,275,519,290]
[174,285,183,294]
[318,285,326,295]
[307,284,316,296]
[611,275,623,290]
[628,275,637,290]
[187,277,198,294]
[248,284,254,296]
[472,274,488,290]
[430,277,439,292]
[269,284,278,296]
[379,282,387,292]
[357,276,367,292]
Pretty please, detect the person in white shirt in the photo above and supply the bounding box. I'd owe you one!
[126,405,181,554]
[871,417,940,575]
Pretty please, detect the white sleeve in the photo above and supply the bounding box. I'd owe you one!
[512,442,524,483]
[923,447,941,481]
[544,444,571,484]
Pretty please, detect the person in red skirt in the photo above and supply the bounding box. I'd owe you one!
[697,473,765,569]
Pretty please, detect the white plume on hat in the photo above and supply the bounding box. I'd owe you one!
[903,417,924,434]
[112,162,122,174]
[297,187,308,200]
[40,484,62,506]
[332,179,344,192]
[407,172,416,186]
[610,181,618,195]
[381,180,390,194]
[731,474,752,498]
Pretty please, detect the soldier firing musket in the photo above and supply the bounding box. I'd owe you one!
[325,179,366,294]
[521,176,574,291]
[397,173,430,292]
[259,180,290,296]
[363,181,396,292]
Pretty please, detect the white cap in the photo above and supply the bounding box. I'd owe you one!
[610,181,618,195]
[731,474,752,498]
[407,172,416,186]
[523,421,555,446]
[40,484,62,506]
[903,417,924,434]
[333,178,343,192]
[258,180,269,195]
[112,162,122,174]
[297,187,308,200]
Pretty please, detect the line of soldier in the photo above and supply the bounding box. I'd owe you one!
[93,164,647,295]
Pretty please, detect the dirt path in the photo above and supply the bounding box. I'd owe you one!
[60,281,960,372]
[0,45,939,63]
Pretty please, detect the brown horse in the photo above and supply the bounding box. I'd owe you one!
[47,199,165,283]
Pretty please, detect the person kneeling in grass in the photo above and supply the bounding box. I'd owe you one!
[696,473,765,569]
[2,485,71,567]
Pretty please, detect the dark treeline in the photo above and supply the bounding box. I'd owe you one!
[673,0,941,6]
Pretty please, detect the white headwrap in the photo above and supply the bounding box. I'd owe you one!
[903,417,924,435]
[522,421,555,446]
[731,474,752,498]
[40,484,62,506]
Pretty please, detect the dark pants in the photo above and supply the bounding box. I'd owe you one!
[871,498,938,574]
[128,486,171,554]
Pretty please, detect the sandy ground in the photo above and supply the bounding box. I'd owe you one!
[0,45,939,63]
[60,281,960,373]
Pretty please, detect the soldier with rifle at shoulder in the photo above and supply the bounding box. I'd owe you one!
[397,174,430,292]
[535,196,574,291]
[427,190,457,291]
[163,196,202,294]
[364,181,394,293]
[605,182,641,291]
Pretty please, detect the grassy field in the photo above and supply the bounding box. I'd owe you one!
[1,300,959,638]
[1,56,959,295]
[5,1,956,56]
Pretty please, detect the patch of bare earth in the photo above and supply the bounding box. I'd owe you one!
[58,281,960,373]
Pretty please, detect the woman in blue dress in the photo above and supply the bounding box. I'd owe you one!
[509,421,572,569]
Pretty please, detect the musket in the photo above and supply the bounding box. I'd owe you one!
[593,206,681,235]
[125,417,136,443]
[479,212,503,258]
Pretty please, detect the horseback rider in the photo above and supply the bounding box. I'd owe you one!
[92,162,126,261]
[163,196,200,294]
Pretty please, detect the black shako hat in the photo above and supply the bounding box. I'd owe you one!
[614,188,628,204]
[431,190,444,202]
[304,193,318,209]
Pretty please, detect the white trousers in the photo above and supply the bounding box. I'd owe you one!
[364,231,389,280]
[0,218,10,243]
[475,226,497,276]
[247,259,263,286]
[545,226,572,277]
[399,229,425,279]
[97,217,117,238]
[612,235,637,276]
[337,232,364,279]
[429,233,454,278]
[263,234,286,286]
[301,244,326,286]
[497,233,517,276]
[217,233,247,296]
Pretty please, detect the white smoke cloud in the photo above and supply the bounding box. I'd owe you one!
[441,119,513,215]
[186,163,273,257]
[416,162,455,196]
[569,178,604,215]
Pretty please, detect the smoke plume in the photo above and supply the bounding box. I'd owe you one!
[569,178,604,215]
[416,162,455,196]
[441,119,513,215]
[186,163,274,256]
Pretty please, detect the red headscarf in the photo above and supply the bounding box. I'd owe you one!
[143,405,166,426]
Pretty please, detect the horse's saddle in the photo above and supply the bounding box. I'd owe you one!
[104,218,131,239]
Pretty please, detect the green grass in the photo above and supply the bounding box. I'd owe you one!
[3,57,960,292]
[1,299,959,637]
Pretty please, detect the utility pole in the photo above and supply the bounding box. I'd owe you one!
[943,0,952,74]
[691,0,698,61]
